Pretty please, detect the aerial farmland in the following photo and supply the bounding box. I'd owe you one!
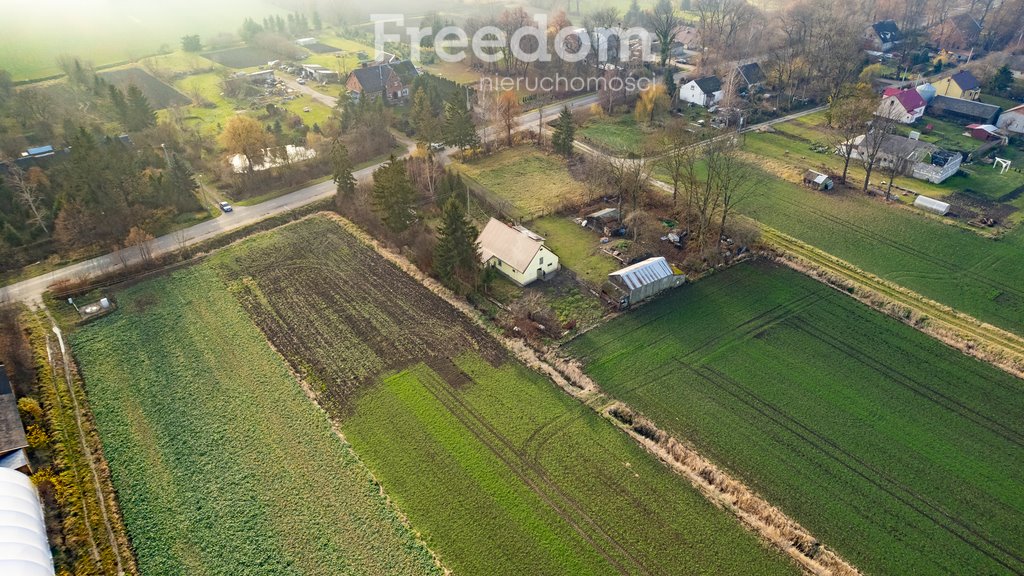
[2,0,1024,575]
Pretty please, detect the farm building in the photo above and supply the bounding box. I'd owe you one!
[478,218,559,286]
[248,69,276,85]
[996,104,1024,135]
[606,257,685,309]
[865,20,902,52]
[878,88,926,124]
[0,365,28,472]
[927,95,1001,125]
[678,76,723,108]
[803,170,834,190]
[931,70,982,101]
[930,14,982,50]
[845,133,962,184]
[914,195,951,215]
[0,468,54,576]
[584,208,622,233]
[735,62,765,90]
[296,37,317,46]
[965,124,1007,143]
[300,64,340,84]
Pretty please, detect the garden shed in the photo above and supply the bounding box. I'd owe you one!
[0,365,29,472]
[803,170,834,190]
[0,467,54,576]
[607,257,685,309]
[914,195,951,215]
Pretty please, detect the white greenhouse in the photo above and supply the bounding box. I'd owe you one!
[913,195,951,216]
[0,468,54,576]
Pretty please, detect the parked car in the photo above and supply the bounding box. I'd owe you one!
[297,78,306,85]
[219,201,234,213]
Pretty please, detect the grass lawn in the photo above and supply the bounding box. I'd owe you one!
[0,0,283,81]
[579,113,661,156]
[744,122,1024,215]
[530,216,620,286]
[72,265,441,576]
[452,146,588,219]
[212,216,801,576]
[568,260,1024,576]
[420,60,485,86]
[980,93,1021,110]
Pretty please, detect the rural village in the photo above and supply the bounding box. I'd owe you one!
[1,0,1024,575]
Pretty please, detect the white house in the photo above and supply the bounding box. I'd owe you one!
[877,88,927,124]
[478,219,559,286]
[678,76,723,107]
[997,104,1024,135]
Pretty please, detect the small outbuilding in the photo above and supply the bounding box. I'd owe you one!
[803,170,834,191]
[478,219,559,286]
[0,365,29,473]
[914,195,951,216]
[606,257,685,309]
[0,468,55,576]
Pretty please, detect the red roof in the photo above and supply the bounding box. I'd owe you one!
[883,87,903,97]
[889,89,926,113]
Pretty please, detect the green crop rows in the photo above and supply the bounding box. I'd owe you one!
[213,216,800,575]
[568,260,1024,575]
[731,162,1024,337]
[72,265,440,576]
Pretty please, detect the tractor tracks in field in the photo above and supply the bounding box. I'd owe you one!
[417,366,654,576]
[688,362,1024,574]
[762,226,1024,378]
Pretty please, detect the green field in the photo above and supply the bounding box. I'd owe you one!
[728,162,1024,336]
[568,260,1024,575]
[1,0,283,81]
[72,266,440,576]
[579,113,662,156]
[212,216,800,575]
[453,146,589,219]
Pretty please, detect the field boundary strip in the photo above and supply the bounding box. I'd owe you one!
[307,211,860,576]
[760,224,1024,379]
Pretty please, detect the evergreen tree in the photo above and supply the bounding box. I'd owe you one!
[165,154,201,213]
[434,196,480,294]
[987,65,1013,95]
[108,85,130,127]
[411,89,440,144]
[312,11,323,30]
[330,139,357,200]
[125,85,156,131]
[663,68,677,103]
[372,156,415,233]
[436,170,468,209]
[551,106,576,157]
[624,0,642,26]
[443,97,480,151]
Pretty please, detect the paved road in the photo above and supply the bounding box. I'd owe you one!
[0,93,601,304]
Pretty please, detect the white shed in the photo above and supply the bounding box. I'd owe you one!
[0,468,55,576]
[914,195,951,215]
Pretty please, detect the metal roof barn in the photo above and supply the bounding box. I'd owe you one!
[0,468,55,576]
[914,195,951,215]
[608,257,685,308]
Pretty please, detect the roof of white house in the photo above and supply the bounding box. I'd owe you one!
[609,257,675,290]
[0,468,55,576]
[477,219,546,273]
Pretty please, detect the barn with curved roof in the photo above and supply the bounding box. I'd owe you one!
[0,468,54,576]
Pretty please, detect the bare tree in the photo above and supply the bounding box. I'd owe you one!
[496,91,522,147]
[4,163,50,235]
[825,83,877,184]
[859,100,901,192]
